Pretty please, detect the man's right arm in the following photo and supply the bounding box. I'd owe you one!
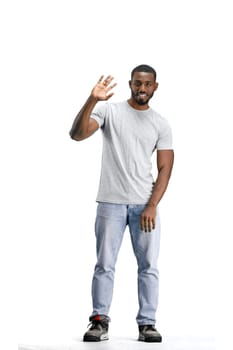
[69,75,116,141]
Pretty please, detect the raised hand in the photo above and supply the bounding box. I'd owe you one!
[91,75,117,101]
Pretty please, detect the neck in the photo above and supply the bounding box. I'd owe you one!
[127,98,150,111]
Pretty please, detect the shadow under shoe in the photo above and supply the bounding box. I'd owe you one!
[83,315,109,342]
[138,325,162,342]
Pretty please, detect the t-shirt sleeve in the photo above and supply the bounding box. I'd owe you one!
[156,118,173,150]
[90,103,107,128]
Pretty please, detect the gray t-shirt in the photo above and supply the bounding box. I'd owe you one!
[91,100,173,204]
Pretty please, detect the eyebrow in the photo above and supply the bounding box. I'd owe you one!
[133,80,154,83]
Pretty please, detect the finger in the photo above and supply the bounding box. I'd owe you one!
[105,75,113,82]
[103,76,114,86]
[144,216,152,232]
[106,93,114,100]
[141,216,145,231]
[148,219,152,232]
[151,217,155,230]
[144,216,148,233]
[107,82,117,91]
[97,75,104,83]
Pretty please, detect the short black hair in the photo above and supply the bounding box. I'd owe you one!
[131,64,157,81]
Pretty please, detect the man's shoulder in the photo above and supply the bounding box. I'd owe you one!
[149,108,172,131]
[148,107,162,122]
[107,100,127,109]
[94,100,125,112]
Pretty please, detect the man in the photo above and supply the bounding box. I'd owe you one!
[70,64,174,342]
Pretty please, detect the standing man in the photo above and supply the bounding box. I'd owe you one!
[70,64,174,342]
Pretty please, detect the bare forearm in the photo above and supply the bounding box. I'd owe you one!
[147,150,174,208]
[141,168,172,232]
[69,95,98,140]
[147,168,172,207]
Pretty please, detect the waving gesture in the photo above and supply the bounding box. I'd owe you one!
[70,74,117,140]
[91,75,117,101]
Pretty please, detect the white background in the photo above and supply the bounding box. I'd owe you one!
[0,0,232,348]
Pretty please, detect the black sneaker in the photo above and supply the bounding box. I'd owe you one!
[138,325,162,342]
[83,315,109,342]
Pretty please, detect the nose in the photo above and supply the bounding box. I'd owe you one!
[138,83,146,91]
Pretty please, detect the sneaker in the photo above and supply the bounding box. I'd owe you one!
[83,315,109,342]
[138,325,162,342]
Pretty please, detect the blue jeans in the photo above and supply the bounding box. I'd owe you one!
[91,203,161,325]
[92,202,160,325]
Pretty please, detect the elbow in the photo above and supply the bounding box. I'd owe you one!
[69,130,77,140]
[69,129,82,141]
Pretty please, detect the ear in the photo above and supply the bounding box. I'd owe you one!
[154,82,159,91]
[128,80,132,88]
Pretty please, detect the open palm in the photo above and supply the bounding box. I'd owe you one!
[92,75,117,101]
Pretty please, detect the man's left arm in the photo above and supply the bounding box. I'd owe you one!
[141,149,174,232]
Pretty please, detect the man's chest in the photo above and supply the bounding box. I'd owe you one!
[104,113,159,154]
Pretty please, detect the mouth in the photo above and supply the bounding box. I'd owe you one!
[136,93,148,98]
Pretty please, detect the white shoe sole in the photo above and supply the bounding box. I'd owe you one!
[83,332,109,342]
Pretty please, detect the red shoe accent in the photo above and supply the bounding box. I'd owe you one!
[93,315,101,321]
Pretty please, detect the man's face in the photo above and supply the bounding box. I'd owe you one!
[129,71,158,106]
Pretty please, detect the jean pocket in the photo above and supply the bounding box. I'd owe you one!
[97,202,125,218]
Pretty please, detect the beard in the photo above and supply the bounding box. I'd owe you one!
[131,90,154,105]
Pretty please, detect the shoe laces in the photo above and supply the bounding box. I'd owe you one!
[88,320,100,330]
[87,319,108,330]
